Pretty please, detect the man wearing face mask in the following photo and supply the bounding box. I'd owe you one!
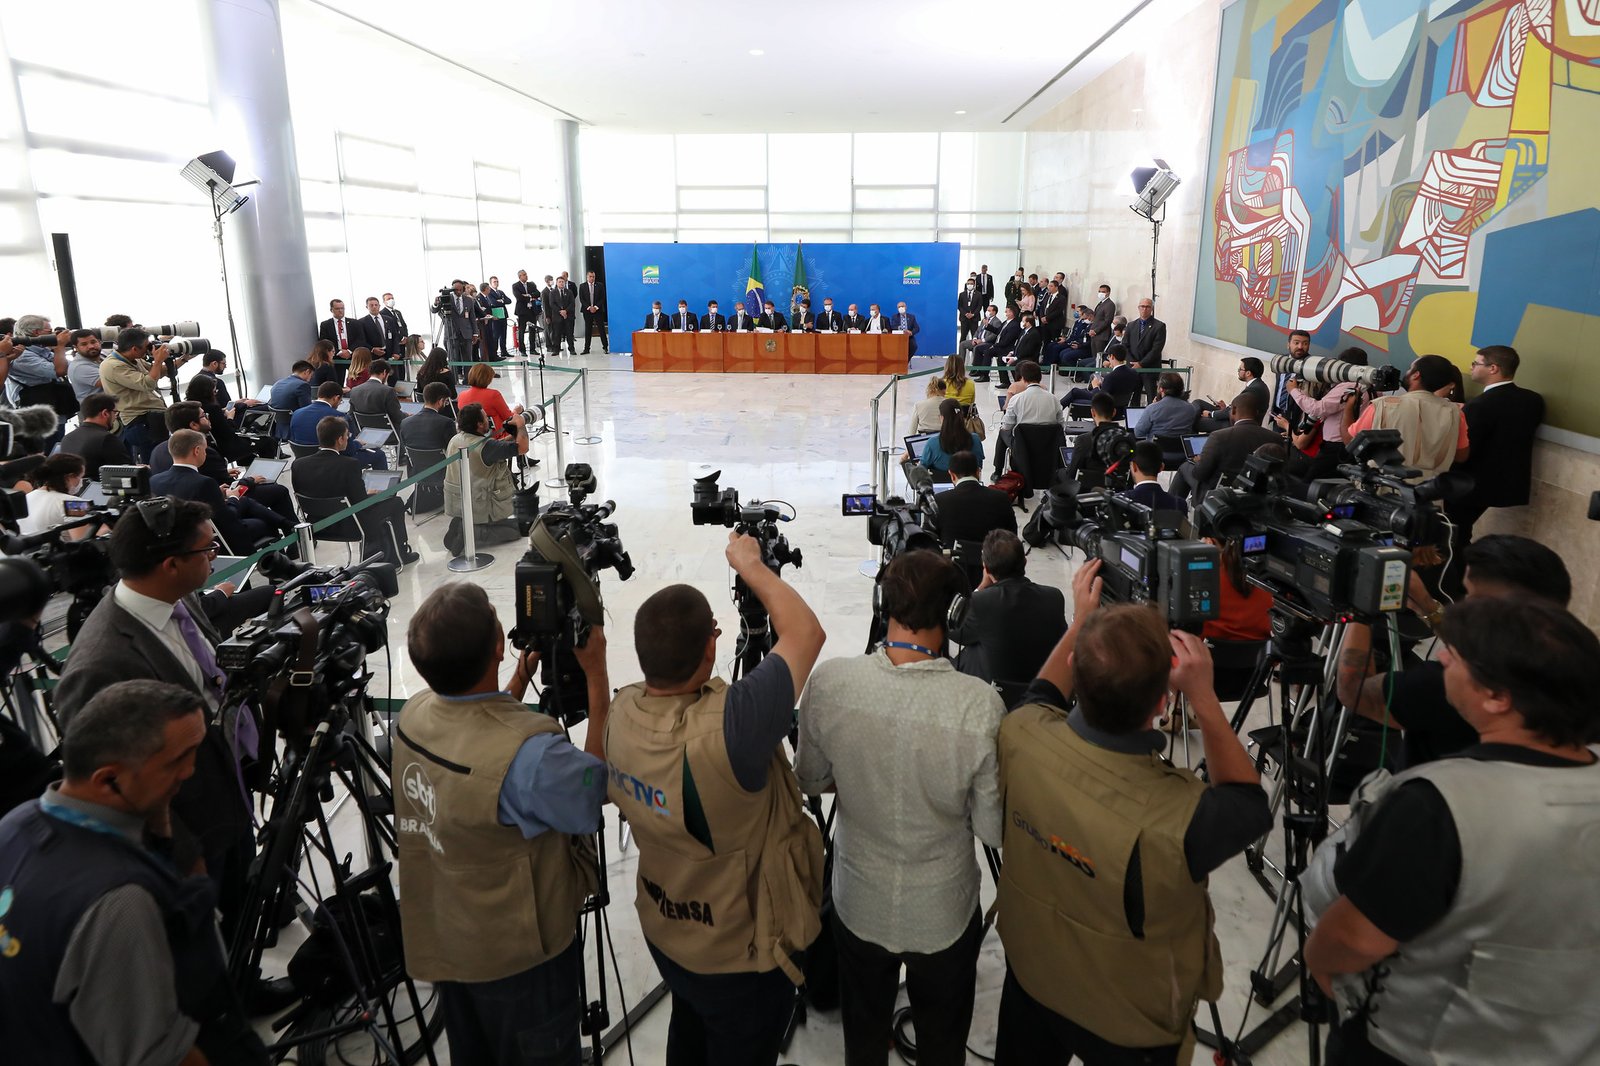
[958,279,984,348]
[892,302,920,359]
[644,301,671,332]
[673,301,699,332]
[758,300,788,332]
[866,304,887,335]
[815,299,843,333]
[1005,270,1027,316]
[973,306,1022,384]
[701,301,727,333]
[1087,284,1117,357]
[379,293,409,373]
[844,303,867,331]
[729,302,754,332]
[791,298,815,333]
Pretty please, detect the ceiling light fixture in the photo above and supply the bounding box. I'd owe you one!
[748,48,765,56]
[955,110,967,115]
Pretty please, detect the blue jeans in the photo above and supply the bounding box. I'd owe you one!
[437,938,583,1066]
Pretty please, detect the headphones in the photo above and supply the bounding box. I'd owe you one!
[133,497,188,556]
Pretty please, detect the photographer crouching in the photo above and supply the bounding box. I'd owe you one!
[604,532,826,1066]
[994,560,1271,1064]
[0,679,267,1066]
[1305,597,1600,1066]
[393,582,611,1066]
[796,548,1005,1066]
[444,401,529,553]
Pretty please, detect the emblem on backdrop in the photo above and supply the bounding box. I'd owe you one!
[902,266,921,285]
[642,265,660,284]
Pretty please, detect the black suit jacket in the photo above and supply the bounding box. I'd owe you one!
[150,464,260,551]
[671,311,699,332]
[757,311,788,331]
[513,281,540,317]
[548,285,577,316]
[950,576,1066,684]
[1039,292,1069,339]
[814,310,844,332]
[319,315,379,352]
[1015,327,1045,363]
[990,319,1023,355]
[55,591,251,873]
[975,273,996,305]
[843,313,868,331]
[381,305,409,339]
[791,311,815,332]
[1458,382,1544,508]
[643,311,672,331]
[1126,316,1167,369]
[958,291,984,321]
[58,422,131,479]
[1188,422,1282,502]
[934,479,1018,548]
[356,313,392,354]
[700,312,727,332]
[399,408,457,454]
[579,282,606,315]
[291,448,367,510]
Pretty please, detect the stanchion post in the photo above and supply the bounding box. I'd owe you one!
[294,521,316,567]
[1050,364,1058,396]
[868,397,880,499]
[888,373,899,444]
[448,443,493,572]
[575,366,602,445]
[521,356,533,412]
[545,392,569,487]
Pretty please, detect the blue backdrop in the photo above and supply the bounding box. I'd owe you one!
[603,242,962,357]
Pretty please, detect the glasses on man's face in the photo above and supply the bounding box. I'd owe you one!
[173,539,222,559]
[1469,359,1488,368]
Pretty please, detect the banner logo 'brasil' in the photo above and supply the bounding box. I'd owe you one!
[902,266,921,285]
[642,265,660,284]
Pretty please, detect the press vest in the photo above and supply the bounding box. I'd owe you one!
[605,679,822,983]
[443,430,513,523]
[997,704,1222,1048]
[1365,390,1462,479]
[1305,756,1600,1065]
[0,801,248,1066]
[392,691,596,983]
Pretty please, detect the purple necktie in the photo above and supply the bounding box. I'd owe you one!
[172,599,258,769]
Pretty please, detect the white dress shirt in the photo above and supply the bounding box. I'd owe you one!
[113,582,209,703]
[1002,383,1068,429]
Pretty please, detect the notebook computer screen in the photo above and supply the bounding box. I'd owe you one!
[398,401,424,417]
[903,433,932,461]
[1182,434,1210,460]
[244,458,287,482]
[363,470,401,494]
[356,427,394,449]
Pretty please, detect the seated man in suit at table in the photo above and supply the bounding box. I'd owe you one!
[843,303,867,331]
[672,299,698,332]
[701,300,727,333]
[643,301,671,332]
[815,298,843,333]
[729,302,754,332]
[950,529,1066,686]
[290,381,388,470]
[891,301,921,358]
[791,298,814,332]
[757,300,788,332]
[865,303,888,334]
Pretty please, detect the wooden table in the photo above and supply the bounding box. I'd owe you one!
[631,331,908,374]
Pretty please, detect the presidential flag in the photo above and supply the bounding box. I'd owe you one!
[743,243,765,318]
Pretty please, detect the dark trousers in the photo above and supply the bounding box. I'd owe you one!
[120,413,169,464]
[834,909,983,1066]
[647,941,798,1066]
[490,317,509,357]
[992,427,1014,478]
[437,938,583,1066]
[1439,498,1487,601]
[995,967,1180,1066]
[552,314,576,353]
[583,310,609,352]
[517,315,540,355]
[1326,1015,1407,1065]
[445,332,473,383]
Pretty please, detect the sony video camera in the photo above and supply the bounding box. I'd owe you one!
[1046,488,1221,629]
[692,471,802,572]
[1194,451,1412,622]
[216,552,398,747]
[513,464,634,723]
[1304,429,1455,548]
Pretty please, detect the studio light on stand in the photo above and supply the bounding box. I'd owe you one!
[181,150,257,400]
[1130,159,1181,308]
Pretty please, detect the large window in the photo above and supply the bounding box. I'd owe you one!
[581,130,1025,278]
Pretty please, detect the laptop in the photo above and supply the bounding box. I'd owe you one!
[1059,443,1076,467]
[356,427,394,449]
[254,384,273,402]
[1182,434,1210,460]
[903,433,932,461]
[363,470,402,494]
[244,457,287,482]
[1125,405,1152,436]
[210,554,258,588]
[398,401,424,417]
[80,481,108,506]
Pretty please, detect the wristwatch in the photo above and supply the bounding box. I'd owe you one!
[1421,604,1445,630]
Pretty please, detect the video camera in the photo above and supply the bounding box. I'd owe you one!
[432,287,457,316]
[0,467,153,637]
[1305,430,1454,548]
[513,464,634,723]
[1045,487,1221,628]
[1194,450,1412,622]
[216,552,398,748]
[692,471,802,571]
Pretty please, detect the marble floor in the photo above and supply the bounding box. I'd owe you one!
[257,354,1314,1065]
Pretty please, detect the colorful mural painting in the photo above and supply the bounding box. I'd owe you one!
[1194,0,1600,438]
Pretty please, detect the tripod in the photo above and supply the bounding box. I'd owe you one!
[228,699,441,1065]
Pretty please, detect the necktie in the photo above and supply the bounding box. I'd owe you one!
[337,319,346,350]
[171,599,224,699]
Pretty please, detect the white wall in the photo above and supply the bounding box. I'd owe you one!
[1020,0,1600,624]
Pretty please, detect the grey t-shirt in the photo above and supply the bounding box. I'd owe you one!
[722,653,796,792]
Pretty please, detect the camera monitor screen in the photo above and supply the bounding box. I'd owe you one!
[931,482,955,494]
[244,458,287,482]
[363,471,401,494]
[62,498,92,518]
[356,428,394,449]
[1059,444,1076,467]
[1182,434,1210,460]
[80,481,108,506]
[903,433,932,460]
[841,493,875,516]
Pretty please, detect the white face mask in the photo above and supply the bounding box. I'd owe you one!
[1100,292,1110,301]
[897,307,907,315]
[383,298,394,308]
[966,284,974,292]
[678,307,687,314]
[824,304,833,311]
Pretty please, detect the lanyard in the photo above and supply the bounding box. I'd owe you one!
[883,640,939,658]
[41,797,128,839]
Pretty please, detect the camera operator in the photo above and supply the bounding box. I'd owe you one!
[795,547,1003,1065]
[1305,597,1600,1066]
[1282,347,1369,477]
[58,393,132,480]
[433,280,478,379]
[1335,534,1570,769]
[100,327,178,463]
[393,583,610,1066]
[55,499,261,940]
[948,528,1066,689]
[443,401,528,552]
[1342,354,1468,478]
[995,562,1271,1064]
[0,679,268,1066]
[604,532,826,1066]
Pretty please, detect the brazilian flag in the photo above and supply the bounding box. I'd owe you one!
[743,243,765,318]
[790,240,810,321]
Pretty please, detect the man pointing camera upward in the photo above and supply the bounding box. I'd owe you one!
[604,531,826,1066]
